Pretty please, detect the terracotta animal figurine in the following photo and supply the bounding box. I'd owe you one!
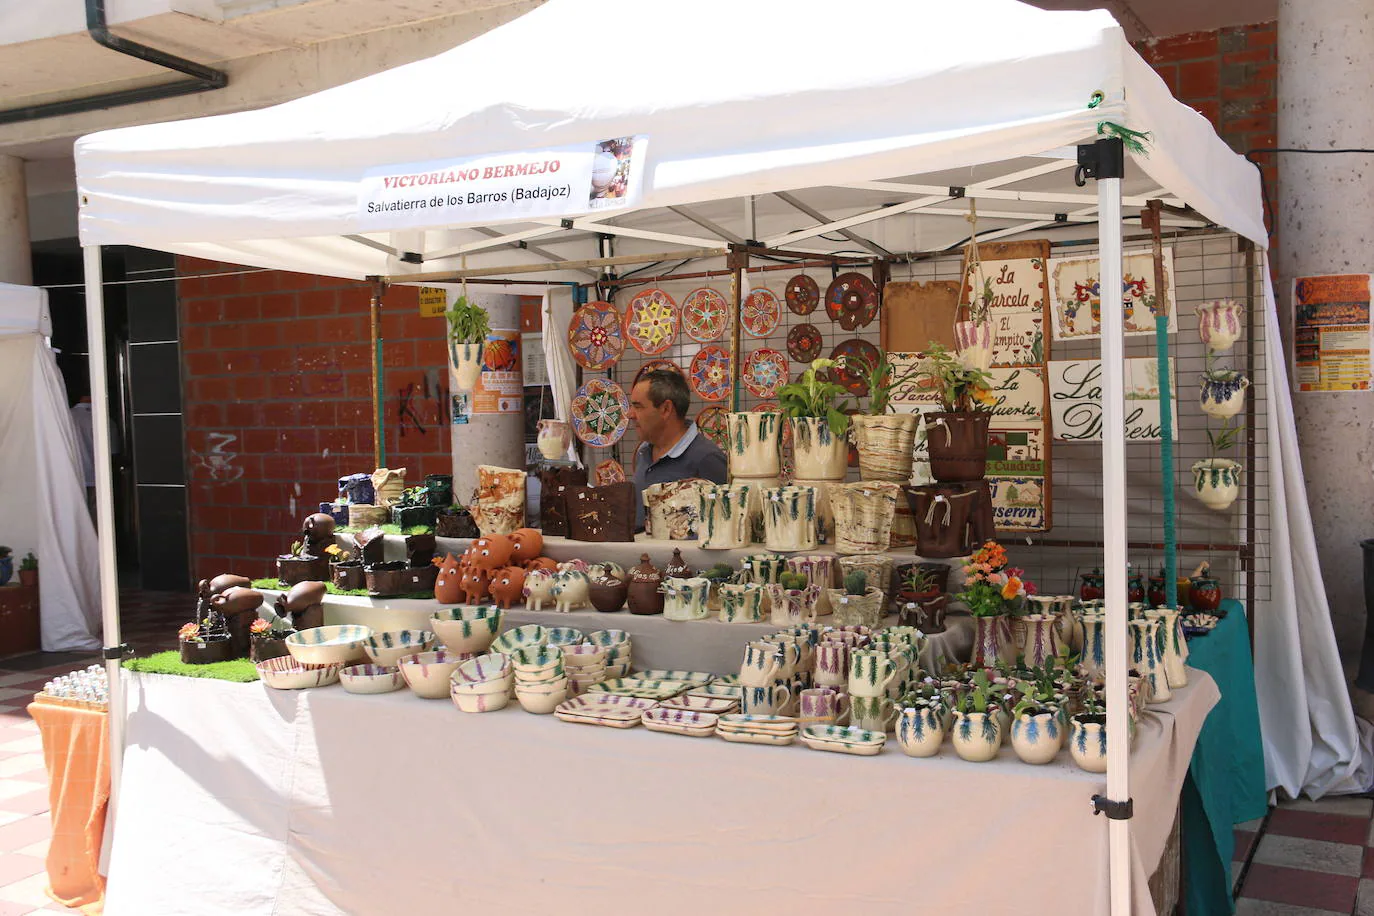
[433,553,465,605]
[275,580,326,631]
[488,566,527,609]
[302,512,337,555]
[551,570,591,613]
[510,528,544,566]
[523,569,557,611]
[471,534,514,570]
[525,556,558,574]
[208,573,251,596]
[211,587,264,656]
[458,566,492,604]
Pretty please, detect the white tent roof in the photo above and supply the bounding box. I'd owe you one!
[74,0,1265,280]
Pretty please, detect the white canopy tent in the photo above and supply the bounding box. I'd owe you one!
[73,0,1368,910]
[0,283,101,652]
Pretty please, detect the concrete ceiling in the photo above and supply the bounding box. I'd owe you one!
[1024,0,1277,41]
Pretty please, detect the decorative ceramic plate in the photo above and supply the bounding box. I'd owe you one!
[711,674,741,687]
[742,348,789,399]
[632,359,683,389]
[586,678,693,700]
[689,346,732,401]
[717,714,799,734]
[827,339,880,396]
[742,288,781,337]
[681,287,730,343]
[571,378,630,447]
[595,459,626,486]
[623,288,680,355]
[556,694,659,722]
[799,725,887,755]
[785,274,820,315]
[696,406,730,450]
[825,272,880,330]
[567,300,625,370]
[787,323,823,363]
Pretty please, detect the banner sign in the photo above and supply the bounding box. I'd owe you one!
[359,136,647,230]
[1293,273,1373,392]
[1048,357,1176,441]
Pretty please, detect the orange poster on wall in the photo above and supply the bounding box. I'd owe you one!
[1294,274,1372,392]
[472,329,523,413]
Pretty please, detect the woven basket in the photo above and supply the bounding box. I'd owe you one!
[827,588,886,629]
[838,554,894,605]
[370,467,407,507]
[348,504,390,528]
[829,482,901,555]
[889,503,917,549]
[851,414,919,482]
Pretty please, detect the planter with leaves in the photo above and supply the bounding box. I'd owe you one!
[17,552,37,588]
[839,349,923,482]
[827,570,885,628]
[446,295,491,391]
[276,541,328,586]
[1193,419,1243,511]
[391,486,439,529]
[911,342,996,482]
[435,506,480,539]
[1199,365,1249,420]
[249,616,293,664]
[778,359,851,480]
[950,673,1003,762]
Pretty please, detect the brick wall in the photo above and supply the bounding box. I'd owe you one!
[1135,22,1279,237]
[178,260,454,581]
[174,21,1281,582]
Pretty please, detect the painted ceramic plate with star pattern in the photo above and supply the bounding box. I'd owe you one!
[785,274,820,315]
[623,288,680,355]
[825,272,880,330]
[571,378,630,448]
[696,406,730,450]
[567,300,624,370]
[742,348,789,399]
[689,345,732,401]
[681,287,730,343]
[742,288,781,338]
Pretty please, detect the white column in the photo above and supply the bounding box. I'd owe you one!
[0,155,32,286]
[1276,0,1374,670]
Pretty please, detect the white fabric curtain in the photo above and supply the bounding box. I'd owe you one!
[1256,254,1371,797]
[542,289,580,464]
[0,284,100,652]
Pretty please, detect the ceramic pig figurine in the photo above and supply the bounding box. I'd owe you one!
[488,566,527,609]
[471,534,514,570]
[433,553,465,605]
[459,566,492,604]
[551,570,591,613]
[523,569,557,611]
[525,556,558,574]
[510,528,544,567]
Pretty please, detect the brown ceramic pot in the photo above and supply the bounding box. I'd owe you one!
[180,636,235,665]
[626,554,664,615]
[588,578,629,613]
[905,486,978,559]
[435,508,479,539]
[331,562,365,592]
[403,565,439,594]
[250,636,290,664]
[366,562,410,598]
[405,534,437,568]
[925,411,991,482]
[276,555,328,586]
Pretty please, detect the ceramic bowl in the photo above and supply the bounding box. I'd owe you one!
[256,657,342,690]
[363,630,436,667]
[516,682,569,714]
[450,674,512,696]
[453,652,512,685]
[398,650,474,699]
[339,663,405,695]
[491,624,548,656]
[561,645,609,668]
[586,629,631,649]
[544,627,586,647]
[451,687,511,713]
[285,625,372,666]
[431,606,504,654]
[514,668,568,688]
[567,664,606,681]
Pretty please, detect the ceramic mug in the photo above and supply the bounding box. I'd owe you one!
[850,695,897,732]
[799,687,850,727]
[767,633,814,673]
[751,639,801,682]
[741,682,792,717]
[848,649,900,698]
[740,644,781,686]
[813,643,849,689]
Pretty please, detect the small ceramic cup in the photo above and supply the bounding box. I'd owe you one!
[848,649,899,698]
[740,682,792,717]
[798,687,850,727]
[740,643,782,686]
[850,695,897,732]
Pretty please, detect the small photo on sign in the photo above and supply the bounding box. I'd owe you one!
[987,477,1046,530]
[589,137,636,207]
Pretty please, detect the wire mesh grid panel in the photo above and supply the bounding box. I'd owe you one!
[894,232,1269,608]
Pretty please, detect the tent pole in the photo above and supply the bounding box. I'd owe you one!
[1091,140,1132,916]
[82,244,124,822]
[1142,201,1178,608]
[728,250,747,412]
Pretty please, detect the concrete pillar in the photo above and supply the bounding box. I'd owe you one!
[449,293,525,507]
[1276,0,1374,671]
[0,155,32,286]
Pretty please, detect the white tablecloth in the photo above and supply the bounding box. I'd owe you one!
[105,670,1218,916]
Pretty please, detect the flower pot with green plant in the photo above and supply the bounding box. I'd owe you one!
[1009,682,1065,765]
[828,570,885,628]
[950,671,1003,762]
[1192,418,1243,511]
[911,342,996,482]
[777,358,852,480]
[391,486,439,529]
[1199,357,1249,420]
[446,295,491,391]
[249,615,294,663]
[958,540,1034,667]
[17,552,37,588]
[179,582,236,665]
[766,573,821,627]
[0,547,11,586]
[837,349,923,482]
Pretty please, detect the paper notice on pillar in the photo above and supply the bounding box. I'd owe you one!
[1293,274,1373,392]
[357,136,648,230]
[1048,357,1176,441]
[472,330,522,414]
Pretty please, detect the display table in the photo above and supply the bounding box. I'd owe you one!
[29,697,108,914]
[104,670,1218,916]
[1180,599,1268,915]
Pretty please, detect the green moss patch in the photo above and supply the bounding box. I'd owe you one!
[124,651,260,683]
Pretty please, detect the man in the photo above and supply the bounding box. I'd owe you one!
[628,369,728,528]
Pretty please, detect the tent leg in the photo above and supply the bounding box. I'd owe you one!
[82,245,124,824]
[1091,141,1133,916]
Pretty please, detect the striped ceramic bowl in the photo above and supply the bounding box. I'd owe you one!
[256,656,342,690]
[339,663,405,695]
[363,630,436,667]
[491,624,548,657]
[431,606,503,654]
[285,625,372,666]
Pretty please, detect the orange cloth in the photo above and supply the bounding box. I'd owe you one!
[28,699,109,915]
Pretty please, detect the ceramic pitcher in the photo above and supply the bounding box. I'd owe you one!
[1079,613,1106,682]
[848,649,900,698]
[1019,614,1061,669]
[1129,618,1171,703]
[536,419,571,460]
[1195,300,1244,353]
[1153,605,1189,688]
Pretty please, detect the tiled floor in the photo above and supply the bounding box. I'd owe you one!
[0,589,1371,913]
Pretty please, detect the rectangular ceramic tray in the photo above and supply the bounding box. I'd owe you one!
[659,695,738,715]
[634,669,715,685]
[554,710,642,729]
[717,728,796,746]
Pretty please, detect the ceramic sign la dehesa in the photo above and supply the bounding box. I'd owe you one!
[358,136,647,230]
